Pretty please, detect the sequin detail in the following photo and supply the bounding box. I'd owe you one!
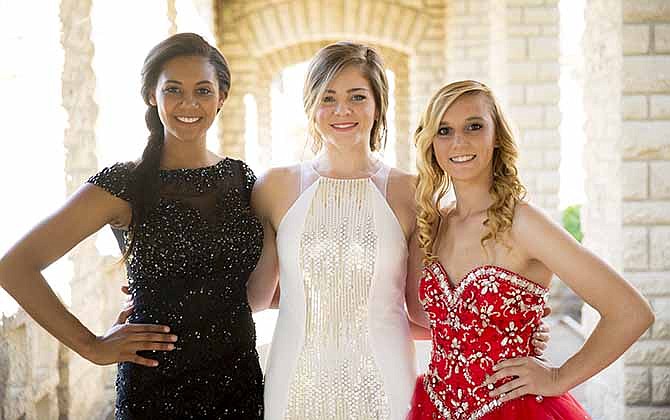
[418,264,548,420]
[285,178,390,420]
[88,158,264,420]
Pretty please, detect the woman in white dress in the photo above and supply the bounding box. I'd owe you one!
[245,42,550,420]
[248,42,417,420]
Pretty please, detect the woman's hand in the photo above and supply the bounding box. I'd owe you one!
[532,322,550,356]
[84,300,177,367]
[486,357,564,403]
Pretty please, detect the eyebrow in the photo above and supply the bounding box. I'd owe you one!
[164,80,214,85]
[325,87,369,93]
[439,116,485,124]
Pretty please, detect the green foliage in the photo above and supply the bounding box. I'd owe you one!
[562,204,583,243]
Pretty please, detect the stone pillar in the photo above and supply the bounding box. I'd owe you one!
[167,0,177,35]
[60,0,118,418]
[217,3,255,159]
[619,1,670,419]
[445,0,500,86]
[505,0,561,218]
[580,0,625,418]
[255,73,273,169]
[409,2,446,139]
[0,312,61,420]
[394,59,412,172]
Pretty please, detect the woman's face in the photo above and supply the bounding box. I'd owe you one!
[150,55,225,144]
[314,65,377,151]
[432,93,497,184]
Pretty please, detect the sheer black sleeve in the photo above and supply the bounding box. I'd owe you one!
[86,162,136,202]
[236,159,257,207]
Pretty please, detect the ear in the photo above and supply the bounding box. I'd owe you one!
[149,93,157,107]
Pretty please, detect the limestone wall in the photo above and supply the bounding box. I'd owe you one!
[580,0,625,417]
[620,1,670,418]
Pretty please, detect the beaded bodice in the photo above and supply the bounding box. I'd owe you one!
[284,176,390,419]
[419,262,548,420]
[88,158,264,418]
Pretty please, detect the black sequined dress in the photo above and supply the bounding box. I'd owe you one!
[87,158,264,420]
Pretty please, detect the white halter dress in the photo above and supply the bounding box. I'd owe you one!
[263,161,416,420]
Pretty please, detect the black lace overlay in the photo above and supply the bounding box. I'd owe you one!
[87,158,264,420]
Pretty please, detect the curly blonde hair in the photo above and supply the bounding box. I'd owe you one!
[414,80,526,264]
[303,41,389,153]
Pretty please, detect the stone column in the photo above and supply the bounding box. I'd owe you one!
[409,2,446,138]
[60,0,118,418]
[167,0,177,35]
[580,0,625,418]
[505,0,561,218]
[394,59,412,172]
[445,0,498,85]
[255,73,273,169]
[619,1,670,419]
[217,3,256,159]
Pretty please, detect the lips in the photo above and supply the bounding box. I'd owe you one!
[175,116,202,124]
[450,154,476,163]
[330,122,358,130]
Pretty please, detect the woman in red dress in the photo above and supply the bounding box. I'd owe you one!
[405,80,655,420]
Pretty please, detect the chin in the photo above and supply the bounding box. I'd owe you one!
[326,135,367,148]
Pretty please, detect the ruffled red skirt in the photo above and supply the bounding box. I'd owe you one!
[408,375,591,420]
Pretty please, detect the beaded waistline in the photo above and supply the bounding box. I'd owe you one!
[423,373,504,420]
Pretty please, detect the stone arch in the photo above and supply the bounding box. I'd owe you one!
[216,0,446,170]
[248,41,411,170]
[228,0,428,58]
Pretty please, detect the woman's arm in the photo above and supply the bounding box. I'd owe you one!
[0,184,175,367]
[488,203,654,401]
[246,217,279,312]
[246,167,297,312]
[405,228,429,330]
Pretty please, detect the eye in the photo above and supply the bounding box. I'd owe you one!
[351,94,366,101]
[437,126,451,136]
[197,87,213,95]
[322,96,335,103]
[468,123,483,131]
[163,86,181,94]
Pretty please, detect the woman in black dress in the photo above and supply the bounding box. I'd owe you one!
[0,33,264,419]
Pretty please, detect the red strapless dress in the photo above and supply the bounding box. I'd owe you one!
[408,262,591,420]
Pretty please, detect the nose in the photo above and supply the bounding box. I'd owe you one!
[181,92,200,107]
[333,101,351,116]
[452,132,466,145]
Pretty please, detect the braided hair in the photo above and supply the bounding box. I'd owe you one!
[122,33,230,260]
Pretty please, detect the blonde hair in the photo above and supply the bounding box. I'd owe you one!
[414,80,526,264]
[303,41,389,153]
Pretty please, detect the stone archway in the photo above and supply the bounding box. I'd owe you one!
[249,42,411,170]
[214,0,447,172]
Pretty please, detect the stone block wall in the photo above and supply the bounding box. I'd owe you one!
[620,1,670,418]
[505,0,561,218]
[580,0,625,417]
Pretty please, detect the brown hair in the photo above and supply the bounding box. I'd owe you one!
[303,41,389,153]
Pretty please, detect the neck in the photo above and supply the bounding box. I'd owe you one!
[452,173,494,217]
[314,142,379,178]
[160,135,216,169]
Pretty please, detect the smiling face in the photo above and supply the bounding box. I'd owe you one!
[432,92,497,183]
[314,65,377,151]
[150,55,225,144]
